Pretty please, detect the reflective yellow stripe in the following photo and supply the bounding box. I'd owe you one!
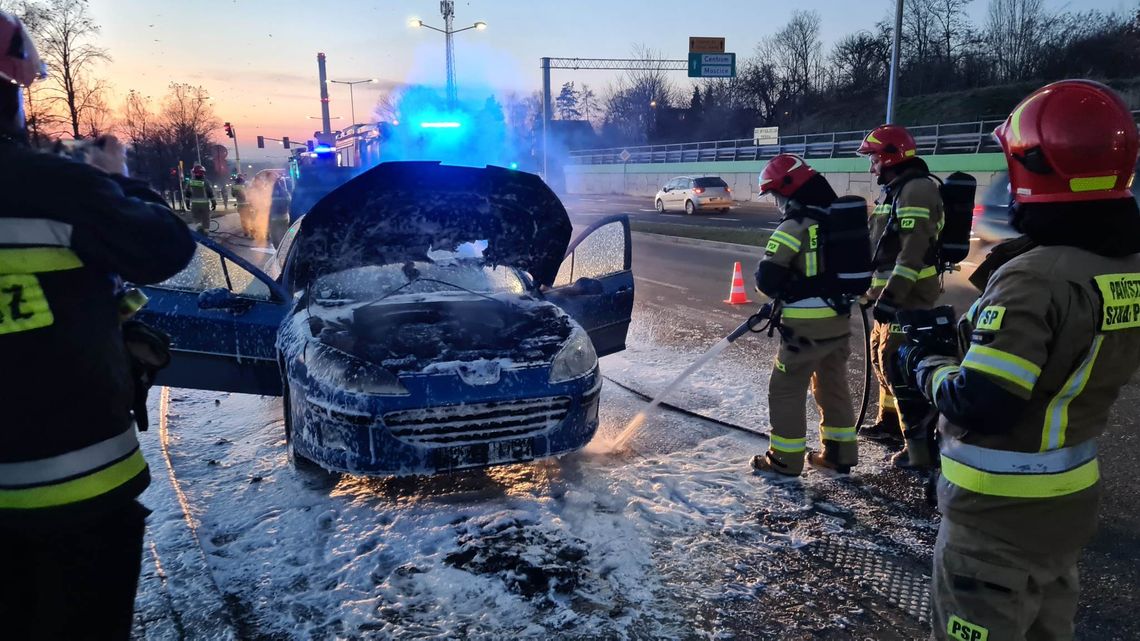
[865,133,881,145]
[897,207,931,218]
[1070,176,1117,193]
[892,265,919,281]
[770,434,806,453]
[961,345,1041,393]
[0,450,147,509]
[930,364,958,406]
[805,252,818,277]
[1041,336,1104,452]
[871,277,889,288]
[917,266,938,279]
[872,204,891,216]
[0,247,83,274]
[782,306,839,319]
[769,230,801,252]
[940,455,1099,499]
[821,426,857,442]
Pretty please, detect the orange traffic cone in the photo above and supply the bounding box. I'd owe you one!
[724,261,752,305]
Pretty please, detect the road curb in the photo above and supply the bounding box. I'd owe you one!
[631,230,767,255]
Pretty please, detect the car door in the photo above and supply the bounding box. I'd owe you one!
[678,178,694,207]
[545,215,634,356]
[131,233,290,396]
[666,178,684,209]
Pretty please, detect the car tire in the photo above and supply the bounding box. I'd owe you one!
[685,200,696,215]
[282,382,331,475]
[655,199,665,213]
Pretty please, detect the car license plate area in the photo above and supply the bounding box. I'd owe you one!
[433,437,534,471]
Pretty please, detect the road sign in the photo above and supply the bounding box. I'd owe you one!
[619,149,631,163]
[688,37,725,53]
[754,127,780,145]
[688,52,736,78]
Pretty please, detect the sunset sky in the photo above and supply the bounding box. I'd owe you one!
[85,0,1131,161]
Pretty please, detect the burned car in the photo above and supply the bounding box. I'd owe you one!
[134,162,634,475]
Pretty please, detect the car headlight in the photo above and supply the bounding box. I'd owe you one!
[549,327,598,383]
[305,342,410,396]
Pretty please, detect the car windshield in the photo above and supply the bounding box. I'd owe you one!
[312,248,527,304]
[694,177,728,188]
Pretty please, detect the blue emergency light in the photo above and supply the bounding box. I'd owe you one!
[420,121,462,129]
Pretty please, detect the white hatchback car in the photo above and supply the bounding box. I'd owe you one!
[654,176,733,215]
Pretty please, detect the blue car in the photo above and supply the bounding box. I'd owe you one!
[134,162,634,475]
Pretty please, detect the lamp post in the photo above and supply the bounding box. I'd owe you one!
[886,0,904,123]
[330,79,379,127]
[409,1,486,108]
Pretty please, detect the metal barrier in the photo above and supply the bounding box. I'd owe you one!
[568,112,1140,165]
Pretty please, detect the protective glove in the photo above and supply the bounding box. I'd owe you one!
[210,200,217,211]
[915,355,959,403]
[872,299,897,324]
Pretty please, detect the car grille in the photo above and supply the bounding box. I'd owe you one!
[384,396,572,446]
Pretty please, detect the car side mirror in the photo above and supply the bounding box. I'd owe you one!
[662,186,671,192]
[198,287,253,313]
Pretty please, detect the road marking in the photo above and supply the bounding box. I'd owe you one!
[709,217,739,221]
[661,214,683,218]
[635,276,688,291]
[639,208,657,212]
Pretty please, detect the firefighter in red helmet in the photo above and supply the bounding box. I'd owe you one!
[858,124,945,468]
[750,154,859,476]
[902,80,1140,640]
[184,163,216,233]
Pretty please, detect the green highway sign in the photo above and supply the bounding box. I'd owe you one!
[688,52,736,78]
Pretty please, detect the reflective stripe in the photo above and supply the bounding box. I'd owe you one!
[1041,336,1104,451]
[820,426,857,442]
[940,437,1099,499]
[0,218,72,247]
[770,434,806,453]
[967,298,983,324]
[0,428,140,486]
[872,204,891,216]
[0,449,147,509]
[805,252,818,277]
[769,230,801,252]
[871,276,889,288]
[783,297,839,319]
[1070,176,1117,193]
[897,206,930,219]
[930,364,958,406]
[0,247,83,273]
[961,344,1041,393]
[837,271,873,280]
[893,265,919,281]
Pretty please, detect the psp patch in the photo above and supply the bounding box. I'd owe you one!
[765,240,781,255]
[899,218,917,230]
[1094,273,1140,331]
[947,615,988,641]
[0,274,53,336]
[976,305,1005,331]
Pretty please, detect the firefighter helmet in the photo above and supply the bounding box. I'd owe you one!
[857,125,917,175]
[759,154,817,198]
[191,164,206,178]
[0,11,45,87]
[994,79,1139,204]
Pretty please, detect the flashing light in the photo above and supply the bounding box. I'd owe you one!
[420,121,462,129]
[391,119,400,126]
[509,162,519,170]
[313,145,335,154]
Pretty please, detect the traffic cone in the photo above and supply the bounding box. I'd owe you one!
[724,261,752,305]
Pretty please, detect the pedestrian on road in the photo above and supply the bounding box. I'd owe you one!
[0,12,196,640]
[907,79,1140,641]
[184,163,216,233]
[858,124,945,467]
[749,155,858,476]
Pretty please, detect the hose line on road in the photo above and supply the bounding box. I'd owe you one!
[601,374,767,440]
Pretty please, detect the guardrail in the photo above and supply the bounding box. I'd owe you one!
[568,111,1140,165]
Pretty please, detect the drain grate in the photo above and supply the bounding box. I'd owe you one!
[810,536,931,623]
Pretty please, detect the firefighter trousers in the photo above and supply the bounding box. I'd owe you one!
[870,319,935,463]
[189,202,210,232]
[932,517,1080,641]
[766,334,857,473]
[0,500,149,640]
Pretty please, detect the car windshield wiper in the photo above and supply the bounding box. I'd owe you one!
[355,277,507,310]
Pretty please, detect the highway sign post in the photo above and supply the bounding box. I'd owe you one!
[688,53,736,78]
[688,37,725,53]
[753,127,779,145]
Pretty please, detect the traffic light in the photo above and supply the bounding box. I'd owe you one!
[282,136,290,149]
[224,122,234,138]
[256,135,265,148]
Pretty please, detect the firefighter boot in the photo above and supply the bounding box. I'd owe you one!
[861,409,902,446]
[751,451,802,478]
[807,450,852,475]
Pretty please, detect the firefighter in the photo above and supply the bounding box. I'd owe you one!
[184,163,216,233]
[904,79,1140,641]
[0,11,195,639]
[268,174,291,248]
[858,124,944,467]
[749,154,858,476]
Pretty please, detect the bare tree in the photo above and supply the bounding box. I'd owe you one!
[34,0,111,138]
[830,29,891,95]
[161,82,219,168]
[599,45,680,145]
[986,0,1048,81]
[932,0,974,64]
[579,84,598,123]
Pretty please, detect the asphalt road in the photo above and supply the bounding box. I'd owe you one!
[562,194,782,230]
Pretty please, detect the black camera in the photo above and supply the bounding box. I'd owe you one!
[889,305,960,403]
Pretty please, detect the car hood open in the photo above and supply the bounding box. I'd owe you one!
[284,162,572,292]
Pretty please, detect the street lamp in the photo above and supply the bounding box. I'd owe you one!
[330,78,379,127]
[408,0,486,108]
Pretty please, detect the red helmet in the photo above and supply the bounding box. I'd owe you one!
[759,154,817,198]
[857,124,917,175]
[191,164,206,178]
[994,80,1138,204]
[0,12,45,87]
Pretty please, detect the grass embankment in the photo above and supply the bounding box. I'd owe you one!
[628,220,771,247]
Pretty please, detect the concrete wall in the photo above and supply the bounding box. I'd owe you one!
[565,154,1008,203]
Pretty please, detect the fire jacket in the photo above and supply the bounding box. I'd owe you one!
[925,244,1140,552]
[0,141,195,522]
[869,169,943,310]
[185,178,215,207]
[757,206,851,341]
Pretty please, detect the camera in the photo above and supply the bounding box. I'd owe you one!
[889,305,960,403]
